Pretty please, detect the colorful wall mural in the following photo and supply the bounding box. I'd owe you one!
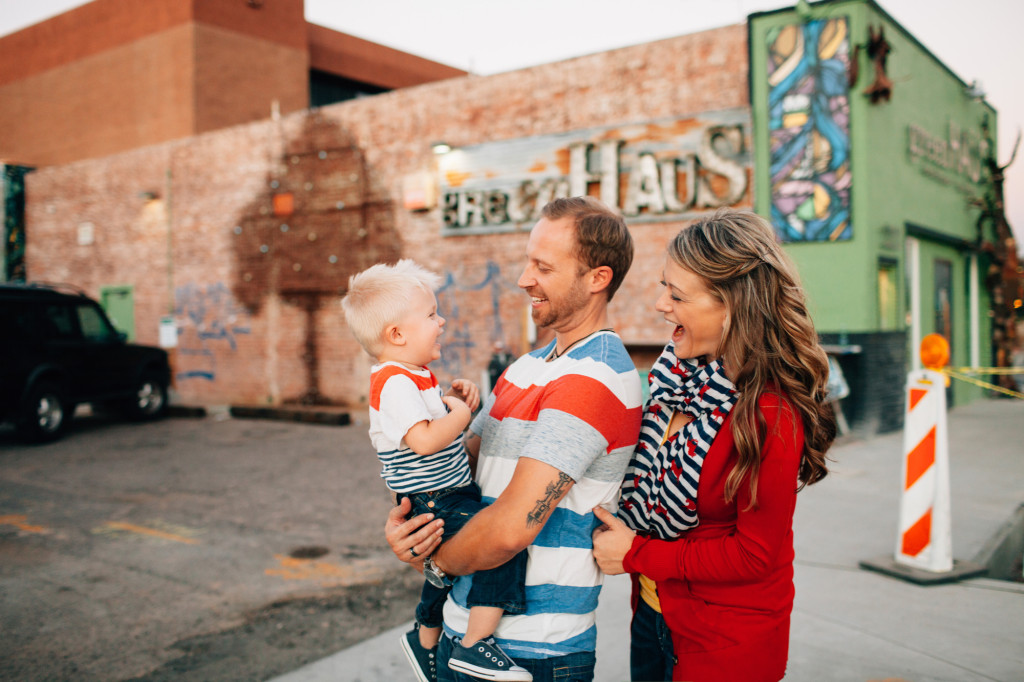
[2,165,31,282]
[767,17,852,242]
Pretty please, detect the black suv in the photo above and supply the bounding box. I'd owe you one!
[0,283,171,442]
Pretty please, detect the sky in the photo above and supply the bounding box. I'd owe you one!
[2,0,1022,237]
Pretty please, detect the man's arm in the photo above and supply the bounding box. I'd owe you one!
[431,456,575,575]
[464,433,481,477]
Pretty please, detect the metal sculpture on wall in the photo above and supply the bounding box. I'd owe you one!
[767,17,852,242]
[861,25,893,104]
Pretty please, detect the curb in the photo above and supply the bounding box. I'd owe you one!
[168,405,208,418]
[228,405,352,426]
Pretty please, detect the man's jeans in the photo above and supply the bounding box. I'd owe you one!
[437,633,596,682]
[630,598,675,682]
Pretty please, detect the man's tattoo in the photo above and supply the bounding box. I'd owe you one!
[526,472,573,528]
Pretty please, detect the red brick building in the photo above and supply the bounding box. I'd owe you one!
[21,21,751,408]
[0,0,466,168]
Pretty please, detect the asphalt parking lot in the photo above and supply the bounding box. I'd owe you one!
[0,409,418,681]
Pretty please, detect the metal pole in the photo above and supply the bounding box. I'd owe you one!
[166,166,173,314]
[907,237,921,370]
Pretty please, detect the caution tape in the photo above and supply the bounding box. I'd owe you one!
[946,366,1024,375]
[940,367,1024,400]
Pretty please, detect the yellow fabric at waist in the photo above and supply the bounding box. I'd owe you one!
[639,573,661,613]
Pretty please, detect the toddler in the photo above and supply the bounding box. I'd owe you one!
[342,259,531,682]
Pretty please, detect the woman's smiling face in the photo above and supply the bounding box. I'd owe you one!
[655,255,729,361]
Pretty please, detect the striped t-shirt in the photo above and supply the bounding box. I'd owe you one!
[367,362,471,494]
[443,330,642,659]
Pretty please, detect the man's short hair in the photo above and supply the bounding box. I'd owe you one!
[341,259,440,358]
[541,196,634,300]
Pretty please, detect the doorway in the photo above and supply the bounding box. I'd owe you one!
[100,285,135,341]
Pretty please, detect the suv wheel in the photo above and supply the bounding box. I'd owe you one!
[124,372,169,420]
[18,381,70,443]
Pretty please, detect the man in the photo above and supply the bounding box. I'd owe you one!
[486,340,514,393]
[386,196,643,682]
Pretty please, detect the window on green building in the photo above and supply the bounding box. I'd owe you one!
[878,260,900,330]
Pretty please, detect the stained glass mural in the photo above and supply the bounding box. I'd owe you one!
[767,17,852,241]
[2,165,31,282]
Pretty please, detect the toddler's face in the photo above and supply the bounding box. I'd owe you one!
[397,287,445,366]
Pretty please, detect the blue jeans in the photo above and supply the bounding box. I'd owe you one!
[630,598,675,682]
[404,482,528,628]
[437,633,596,682]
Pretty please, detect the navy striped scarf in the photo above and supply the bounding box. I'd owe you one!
[618,343,737,539]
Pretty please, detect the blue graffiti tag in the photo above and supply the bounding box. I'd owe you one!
[173,282,251,381]
[434,261,519,374]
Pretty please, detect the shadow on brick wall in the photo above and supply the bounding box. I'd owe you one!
[231,112,401,405]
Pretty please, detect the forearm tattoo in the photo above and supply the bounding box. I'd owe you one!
[526,472,573,528]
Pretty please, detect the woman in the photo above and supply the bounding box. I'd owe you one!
[592,209,835,682]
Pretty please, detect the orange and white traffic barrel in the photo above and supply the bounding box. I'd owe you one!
[895,334,952,573]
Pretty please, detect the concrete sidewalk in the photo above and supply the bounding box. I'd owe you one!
[270,398,1024,682]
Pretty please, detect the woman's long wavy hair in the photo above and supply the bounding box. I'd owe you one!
[669,209,835,505]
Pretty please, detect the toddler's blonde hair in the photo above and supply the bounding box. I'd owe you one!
[341,259,441,358]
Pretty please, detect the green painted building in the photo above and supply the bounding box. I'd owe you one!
[749,0,995,432]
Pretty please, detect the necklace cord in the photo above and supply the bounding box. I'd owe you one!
[548,327,614,361]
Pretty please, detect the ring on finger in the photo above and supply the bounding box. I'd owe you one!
[410,546,419,558]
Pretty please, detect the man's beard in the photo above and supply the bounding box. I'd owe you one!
[531,275,589,331]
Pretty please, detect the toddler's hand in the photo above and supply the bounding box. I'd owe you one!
[448,379,480,412]
[442,394,471,419]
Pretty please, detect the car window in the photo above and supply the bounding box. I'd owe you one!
[76,303,118,343]
[44,304,80,341]
[0,301,39,342]
[11,305,36,339]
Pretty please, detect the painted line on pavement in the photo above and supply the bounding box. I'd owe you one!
[0,514,49,534]
[102,521,200,544]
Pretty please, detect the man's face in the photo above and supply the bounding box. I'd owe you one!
[517,216,590,331]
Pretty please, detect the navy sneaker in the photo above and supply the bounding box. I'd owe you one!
[448,637,532,681]
[400,625,438,682]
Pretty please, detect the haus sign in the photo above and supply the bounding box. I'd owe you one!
[439,109,751,235]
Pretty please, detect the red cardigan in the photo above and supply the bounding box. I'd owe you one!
[622,392,803,682]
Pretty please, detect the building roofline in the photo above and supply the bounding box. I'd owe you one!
[307,23,466,89]
[748,0,995,113]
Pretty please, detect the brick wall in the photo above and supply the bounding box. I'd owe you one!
[193,23,308,135]
[0,25,197,166]
[821,331,908,435]
[0,0,308,168]
[25,24,751,408]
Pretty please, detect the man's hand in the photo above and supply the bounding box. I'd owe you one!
[385,497,444,567]
[448,379,480,412]
[591,505,636,575]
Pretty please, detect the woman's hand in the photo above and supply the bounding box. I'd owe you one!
[385,497,444,566]
[592,505,637,575]
[448,379,481,412]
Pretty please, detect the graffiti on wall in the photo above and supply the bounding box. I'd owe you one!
[767,17,852,242]
[434,261,520,375]
[174,282,252,381]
